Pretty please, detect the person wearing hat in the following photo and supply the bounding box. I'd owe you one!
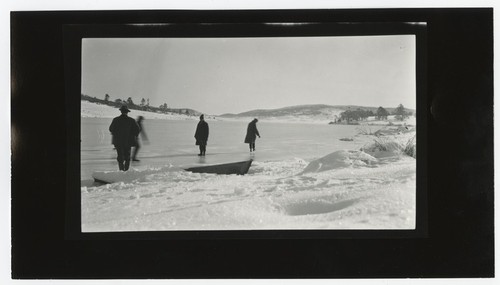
[244,118,261,152]
[194,114,209,156]
[109,105,140,171]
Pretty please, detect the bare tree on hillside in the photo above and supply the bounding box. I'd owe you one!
[127,97,134,106]
[376,106,389,120]
[394,104,409,121]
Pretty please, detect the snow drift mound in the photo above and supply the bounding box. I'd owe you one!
[301,150,377,174]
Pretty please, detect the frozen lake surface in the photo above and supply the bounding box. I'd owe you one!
[81,118,365,183]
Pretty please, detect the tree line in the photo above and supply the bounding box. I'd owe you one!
[334,104,413,124]
[81,93,198,116]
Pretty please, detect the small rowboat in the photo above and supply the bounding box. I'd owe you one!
[185,159,253,175]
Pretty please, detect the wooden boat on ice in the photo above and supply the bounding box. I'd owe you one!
[93,177,110,184]
[185,159,253,175]
[92,159,253,184]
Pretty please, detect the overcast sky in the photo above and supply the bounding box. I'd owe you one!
[82,35,415,115]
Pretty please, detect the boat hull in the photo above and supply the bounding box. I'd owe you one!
[185,159,253,175]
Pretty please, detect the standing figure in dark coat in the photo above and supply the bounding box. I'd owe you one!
[244,118,260,152]
[109,106,140,171]
[194,114,209,156]
[131,116,149,162]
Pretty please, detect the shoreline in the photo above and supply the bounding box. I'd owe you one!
[82,100,416,126]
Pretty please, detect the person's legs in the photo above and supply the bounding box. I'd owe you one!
[116,147,125,170]
[201,145,206,156]
[251,143,256,151]
[123,147,132,171]
[132,143,140,161]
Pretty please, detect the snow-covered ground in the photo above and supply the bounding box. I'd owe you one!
[81,100,200,120]
[81,100,416,231]
[83,150,415,231]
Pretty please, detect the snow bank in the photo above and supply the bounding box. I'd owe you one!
[361,133,416,159]
[301,150,378,174]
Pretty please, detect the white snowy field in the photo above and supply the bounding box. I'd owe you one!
[81,100,416,232]
[82,151,415,232]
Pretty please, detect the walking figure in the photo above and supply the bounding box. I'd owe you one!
[194,114,209,156]
[132,116,149,162]
[244,118,260,152]
[109,106,140,171]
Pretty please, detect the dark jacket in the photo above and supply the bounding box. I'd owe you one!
[194,120,209,145]
[109,114,141,147]
[244,120,260,143]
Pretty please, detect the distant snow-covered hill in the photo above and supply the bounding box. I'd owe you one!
[218,104,416,125]
[222,104,338,118]
[222,104,410,119]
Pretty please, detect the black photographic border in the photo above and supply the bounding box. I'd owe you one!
[11,9,493,279]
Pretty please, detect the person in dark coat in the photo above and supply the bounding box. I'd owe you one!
[194,114,209,156]
[131,116,149,162]
[244,118,260,152]
[109,105,140,171]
